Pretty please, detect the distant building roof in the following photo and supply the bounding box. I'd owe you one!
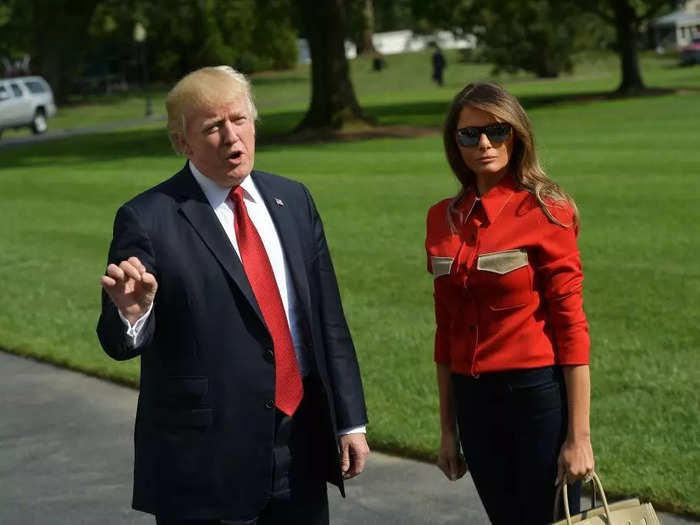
[654,9,700,26]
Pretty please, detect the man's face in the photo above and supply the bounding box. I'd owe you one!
[182,96,255,188]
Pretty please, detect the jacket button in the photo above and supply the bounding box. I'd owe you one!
[264,399,275,409]
[263,348,274,363]
[469,325,476,332]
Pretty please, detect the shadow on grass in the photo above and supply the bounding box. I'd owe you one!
[250,73,308,86]
[2,85,697,167]
[0,128,173,168]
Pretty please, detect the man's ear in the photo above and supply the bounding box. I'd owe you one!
[177,134,192,157]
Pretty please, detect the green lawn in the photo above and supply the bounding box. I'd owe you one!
[1,52,699,515]
[3,49,699,137]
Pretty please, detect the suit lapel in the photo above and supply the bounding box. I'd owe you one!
[173,166,265,325]
[252,172,312,321]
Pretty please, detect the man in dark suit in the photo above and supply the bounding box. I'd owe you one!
[97,66,369,525]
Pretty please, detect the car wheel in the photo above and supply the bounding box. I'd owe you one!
[31,110,48,134]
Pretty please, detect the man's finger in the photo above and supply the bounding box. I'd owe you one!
[340,444,350,474]
[101,275,117,288]
[128,256,146,273]
[105,263,126,281]
[119,261,142,281]
[351,447,367,476]
[141,272,158,292]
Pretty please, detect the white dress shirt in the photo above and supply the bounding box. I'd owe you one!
[120,161,364,435]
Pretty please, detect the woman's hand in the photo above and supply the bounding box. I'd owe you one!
[437,432,467,481]
[556,436,594,485]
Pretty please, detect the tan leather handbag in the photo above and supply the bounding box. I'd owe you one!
[552,472,659,525]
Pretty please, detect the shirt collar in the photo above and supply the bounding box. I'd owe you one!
[189,160,259,207]
[459,173,517,225]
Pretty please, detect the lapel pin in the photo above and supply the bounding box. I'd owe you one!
[274,198,285,207]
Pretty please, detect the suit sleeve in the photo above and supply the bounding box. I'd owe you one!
[535,206,590,365]
[96,204,157,361]
[306,189,368,429]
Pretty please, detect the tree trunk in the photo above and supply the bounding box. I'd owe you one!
[610,0,646,93]
[357,0,377,55]
[296,0,368,130]
[31,0,100,103]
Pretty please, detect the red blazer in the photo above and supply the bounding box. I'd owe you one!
[425,174,590,376]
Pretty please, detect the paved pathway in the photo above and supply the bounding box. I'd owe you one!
[0,351,695,524]
[0,117,162,149]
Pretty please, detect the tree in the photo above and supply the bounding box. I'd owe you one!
[347,0,377,55]
[296,0,368,130]
[373,0,413,31]
[412,0,676,93]
[412,0,581,78]
[472,0,580,78]
[0,0,101,102]
[580,0,674,94]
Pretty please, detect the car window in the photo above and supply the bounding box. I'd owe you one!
[24,80,47,94]
[10,83,23,97]
[0,84,9,101]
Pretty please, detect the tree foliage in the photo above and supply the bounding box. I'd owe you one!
[411,0,677,91]
[89,0,298,79]
[1,0,101,101]
[1,0,299,100]
[472,0,581,77]
[412,0,583,78]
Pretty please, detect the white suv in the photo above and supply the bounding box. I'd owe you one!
[0,76,57,137]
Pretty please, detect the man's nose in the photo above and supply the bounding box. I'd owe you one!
[221,120,238,143]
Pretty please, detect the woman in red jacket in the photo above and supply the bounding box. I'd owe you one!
[427,83,594,524]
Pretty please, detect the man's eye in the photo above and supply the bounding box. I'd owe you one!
[235,117,246,124]
[206,125,219,133]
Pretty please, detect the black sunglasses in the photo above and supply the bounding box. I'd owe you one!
[456,123,512,147]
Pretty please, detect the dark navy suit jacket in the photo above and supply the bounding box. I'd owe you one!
[97,165,367,520]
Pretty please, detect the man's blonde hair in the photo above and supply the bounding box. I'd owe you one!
[166,66,258,154]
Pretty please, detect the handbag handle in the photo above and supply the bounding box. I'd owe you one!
[554,472,613,524]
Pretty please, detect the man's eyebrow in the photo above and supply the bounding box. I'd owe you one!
[201,117,224,129]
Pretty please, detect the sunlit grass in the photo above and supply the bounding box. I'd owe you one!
[1,53,699,515]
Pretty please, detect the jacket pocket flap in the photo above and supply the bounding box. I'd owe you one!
[155,408,213,428]
[431,256,454,278]
[477,249,528,275]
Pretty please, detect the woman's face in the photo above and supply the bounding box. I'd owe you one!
[456,105,514,187]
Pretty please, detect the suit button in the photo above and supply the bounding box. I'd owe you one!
[263,348,274,363]
[469,325,476,332]
[264,399,275,409]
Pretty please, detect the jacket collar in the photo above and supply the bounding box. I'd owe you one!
[459,173,517,225]
[172,164,312,335]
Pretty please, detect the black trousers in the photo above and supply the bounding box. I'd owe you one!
[453,366,581,525]
[156,379,329,525]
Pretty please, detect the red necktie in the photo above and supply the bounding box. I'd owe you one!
[230,186,303,416]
